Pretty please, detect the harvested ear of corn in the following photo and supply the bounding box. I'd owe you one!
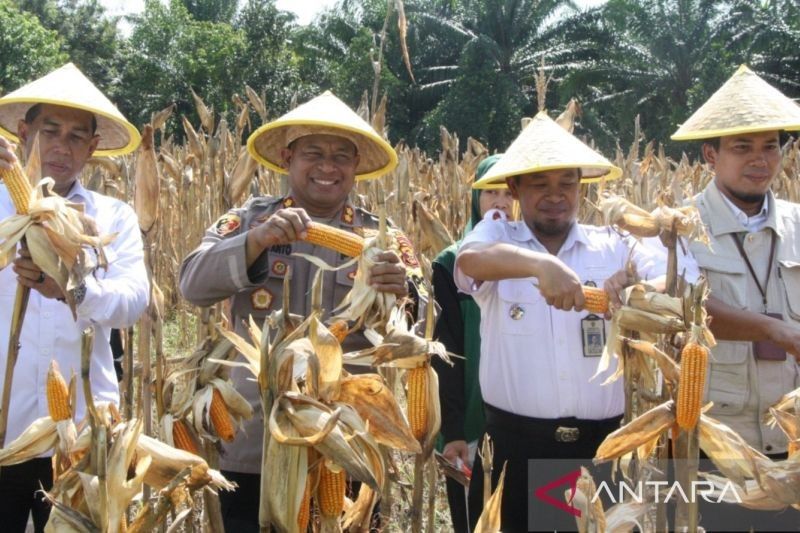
[0,158,33,215]
[47,360,71,422]
[583,286,609,315]
[303,222,364,257]
[676,339,708,431]
[317,462,346,518]
[209,387,236,442]
[407,365,429,442]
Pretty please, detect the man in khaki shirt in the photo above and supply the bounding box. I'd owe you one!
[674,66,800,456]
[673,65,800,529]
[179,91,418,532]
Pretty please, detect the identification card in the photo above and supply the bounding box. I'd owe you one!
[581,314,605,357]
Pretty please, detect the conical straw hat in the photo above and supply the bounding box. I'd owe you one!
[247,91,398,181]
[672,65,800,141]
[473,111,621,189]
[0,63,140,156]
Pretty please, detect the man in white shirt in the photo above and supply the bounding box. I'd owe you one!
[672,66,800,530]
[0,63,148,532]
[455,112,693,531]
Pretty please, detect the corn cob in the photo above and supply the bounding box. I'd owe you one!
[407,365,428,441]
[676,341,708,430]
[328,320,350,345]
[47,360,71,421]
[210,388,235,442]
[303,222,364,257]
[172,419,199,455]
[297,474,313,531]
[583,286,609,314]
[0,158,33,215]
[317,464,346,518]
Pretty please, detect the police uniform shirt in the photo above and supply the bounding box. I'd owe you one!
[689,184,800,453]
[179,195,420,473]
[454,216,694,421]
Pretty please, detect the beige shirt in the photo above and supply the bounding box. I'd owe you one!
[690,183,800,454]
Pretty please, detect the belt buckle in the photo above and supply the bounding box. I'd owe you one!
[555,426,580,443]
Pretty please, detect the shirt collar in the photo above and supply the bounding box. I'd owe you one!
[65,180,95,209]
[704,182,778,236]
[508,218,587,254]
[718,186,769,232]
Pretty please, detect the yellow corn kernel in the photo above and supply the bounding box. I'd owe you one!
[47,360,71,421]
[317,463,346,518]
[303,222,364,257]
[297,473,312,531]
[328,319,350,345]
[583,286,609,315]
[676,341,708,430]
[172,419,199,455]
[210,388,235,442]
[407,365,428,441]
[0,159,33,215]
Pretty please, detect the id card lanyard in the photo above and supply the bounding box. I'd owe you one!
[730,231,776,313]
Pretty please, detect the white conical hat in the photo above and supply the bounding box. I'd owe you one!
[672,65,800,141]
[0,63,140,156]
[247,91,398,181]
[473,111,621,189]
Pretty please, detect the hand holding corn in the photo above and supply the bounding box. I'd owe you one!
[245,207,313,266]
[12,246,65,299]
[533,254,585,311]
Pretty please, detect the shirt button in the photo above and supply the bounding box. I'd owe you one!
[43,312,52,319]
[765,444,773,452]
[559,372,568,380]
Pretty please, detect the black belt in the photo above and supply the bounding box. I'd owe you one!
[484,404,622,443]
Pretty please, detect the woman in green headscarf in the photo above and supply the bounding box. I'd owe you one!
[432,154,514,532]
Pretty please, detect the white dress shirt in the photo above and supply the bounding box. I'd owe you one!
[0,181,149,449]
[718,184,770,233]
[455,217,697,420]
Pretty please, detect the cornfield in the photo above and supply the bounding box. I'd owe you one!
[4,89,800,532]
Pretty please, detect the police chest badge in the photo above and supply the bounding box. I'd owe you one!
[213,212,241,236]
[251,288,273,310]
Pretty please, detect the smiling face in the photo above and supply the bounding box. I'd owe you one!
[506,168,580,251]
[280,134,360,217]
[17,104,99,195]
[703,131,781,215]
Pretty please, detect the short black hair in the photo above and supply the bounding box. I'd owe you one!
[24,103,97,134]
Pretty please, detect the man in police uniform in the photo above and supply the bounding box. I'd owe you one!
[179,91,417,531]
[455,112,696,531]
[672,66,800,529]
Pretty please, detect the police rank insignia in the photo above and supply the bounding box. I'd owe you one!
[213,212,241,236]
[342,205,354,224]
[271,260,288,276]
[251,288,273,310]
[282,197,295,208]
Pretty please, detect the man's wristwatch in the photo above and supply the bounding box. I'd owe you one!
[58,281,87,306]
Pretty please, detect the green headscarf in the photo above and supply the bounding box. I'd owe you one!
[433,153,502,443]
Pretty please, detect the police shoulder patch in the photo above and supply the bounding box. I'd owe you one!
[213,211,241,236]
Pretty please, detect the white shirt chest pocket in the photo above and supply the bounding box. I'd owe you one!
[497,278,547,335]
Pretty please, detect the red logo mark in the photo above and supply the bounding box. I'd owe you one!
[533,469,582,517]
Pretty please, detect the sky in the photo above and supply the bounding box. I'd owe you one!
[101,0,607,29]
